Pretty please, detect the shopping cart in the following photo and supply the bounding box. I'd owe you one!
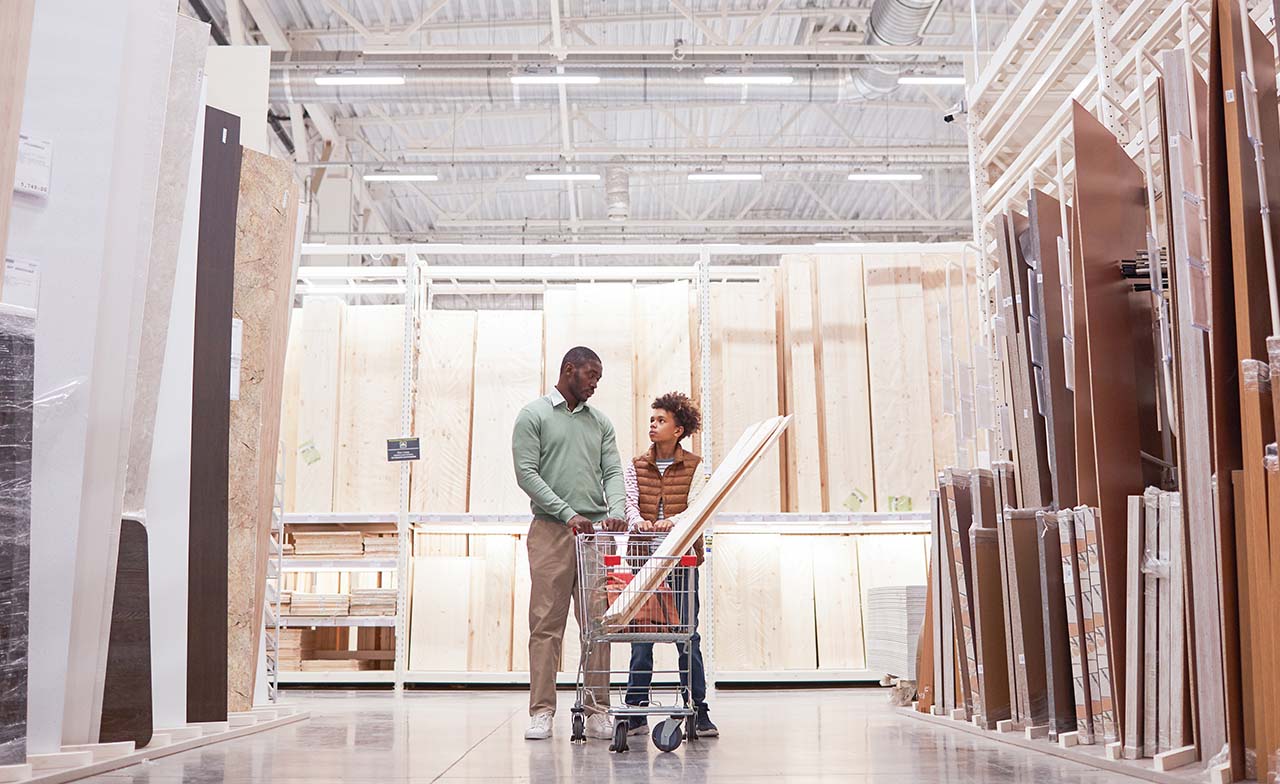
[568,531,700,753]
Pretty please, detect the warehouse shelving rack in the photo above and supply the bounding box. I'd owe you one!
[275,242,974,689]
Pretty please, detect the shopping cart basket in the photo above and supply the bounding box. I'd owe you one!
[568,531,700,752]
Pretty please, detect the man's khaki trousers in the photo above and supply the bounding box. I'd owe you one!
[526,518,610,716]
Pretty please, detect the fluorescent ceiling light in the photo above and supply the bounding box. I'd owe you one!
[363,173,439,182]
[314,74,406,86]
[525,172,601,181]
[510,74,601,85]
[688,172,764,182]
[847,172,923,182]
[703,74,795,86]
[897,75,966,86]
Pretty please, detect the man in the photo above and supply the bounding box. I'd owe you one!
[621,392,718,738]
[512,346,627,741]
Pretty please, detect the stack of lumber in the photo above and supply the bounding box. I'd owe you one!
[288,593,350,617]
[864,585,927,680]
[349,588,397,616]
[361,534,398,555]
[291,531,364,556]
[278,629,315,670]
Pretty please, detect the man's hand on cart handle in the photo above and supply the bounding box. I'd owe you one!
[567,515,594,535]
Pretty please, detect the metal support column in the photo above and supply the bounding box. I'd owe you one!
[1090,0,1127,141]
[696,249,716,698]
[393,254,419,693]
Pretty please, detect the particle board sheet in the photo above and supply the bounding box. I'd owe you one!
[779,258,824,512]
[408,556,474,671]
[1123,496,1145,759]
[994,464,1022,722]
[99,520,152,746]
[813,256,874,512]
[187,108,241,724]
[225,149,299,713]
[710,279,783,513]
[1059,510,1094,743]
[920,255,958,473]
[1037,511,1076,739]
[335,305,403,512]
[294,297,345,512]
[809,536,860,671]
[634,281,693,456]
[470,311,543,514]
[1005,509,1050,728]
[916,560,936,713]
[410,311,476,514]
[1072,102,1154,730]
[0,0,35,296]
[0,310,33,764]
[467,535,517,672]
[971,528,1011,729]
[1240,359,1275,772]
[942,473,978,717]
[1004,213,1053,508]
[863,254,934,513]
[281,308,303,511]
[122,16,208,517]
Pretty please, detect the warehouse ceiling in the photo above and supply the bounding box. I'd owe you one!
[192,0,1017,246]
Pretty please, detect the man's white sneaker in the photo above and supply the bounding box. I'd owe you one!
[524,711,553,740]
[584,714,614,740]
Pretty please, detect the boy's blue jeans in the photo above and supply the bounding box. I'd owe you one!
[623,569,706,710]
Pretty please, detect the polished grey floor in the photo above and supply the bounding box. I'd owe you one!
[85,689,1136,783]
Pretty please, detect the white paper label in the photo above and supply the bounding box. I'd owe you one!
[230,318,243,400]
[3,256,40,309]
[14,134,52,197]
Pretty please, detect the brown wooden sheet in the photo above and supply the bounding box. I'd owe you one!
[940,476,974,717]
[972,527,1012,729]
[1038,510,1077,739]
[1008,508,1050,727]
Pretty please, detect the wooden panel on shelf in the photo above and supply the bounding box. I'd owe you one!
[711,277,782,513]
[335,305,403,512]
[916,559,936,714]
[863,253,934,513]
[512,534,531,673]
[1240,359,1275,773]
[856,535,928,616]
[574,284,636,456]
[779,257,824,512]
[294,297,345,513]
[467,535,517,672]
[942,472,978,718]
[281,308,303,511]
[1003,212,1052,508]
[971,527,1011,729]
[711,534,784,670]
[814,256,874,512]
[408,556,474,671]
[410,310,476,514]
[809,535,860,671]
[634,281,693,460]
[470,311,543,513]
[920,254,958,473]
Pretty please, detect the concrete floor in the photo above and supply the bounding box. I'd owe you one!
[85,689,1137,783]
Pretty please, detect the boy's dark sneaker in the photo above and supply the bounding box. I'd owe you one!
[627,716,649,736]
[695,706,718,737]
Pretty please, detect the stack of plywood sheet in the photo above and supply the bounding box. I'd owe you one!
[362,534,398,556]
[288,594,350,617]
[278,629,315,670]
[349,588,397,617]
[291,531,364,556]
[864,585,927,680]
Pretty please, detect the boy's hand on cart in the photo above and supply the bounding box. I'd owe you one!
[567,515,594,535]
[601,517,628,532]
[653,518,674,532]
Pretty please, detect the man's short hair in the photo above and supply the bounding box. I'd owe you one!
[560,346,602,374]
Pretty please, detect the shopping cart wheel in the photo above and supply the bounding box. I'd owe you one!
[570,712,585,744]
[609,720,629,753]
[652,718,683,752]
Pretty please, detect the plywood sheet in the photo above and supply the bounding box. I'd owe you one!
[467,535,516,672]
[335,305,403,512]
[814,256,874,512]
[187,109,241,724]
[471,311,543,513]
[779,258,824,512]
[512,534,531,672]
[711,279,782,512]
[711,534,783,670]
[971,528,1011,729]
[920,254,957,472]
[410,311,476,513]
[553,284,636,453]
[634,281,693,458]
[408,556,474,671]
[856,535,928,609]
[294,297,344,513]
[863,254,934,512]
[0,0,35,299]
[281,308,302,511]
[810,536,861,670]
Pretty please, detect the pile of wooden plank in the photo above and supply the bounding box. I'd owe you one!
[349,588,397,616]
[362,534,397,555]
[278,629,315,671]
[864,586,927,680]
[291,531,364,556]
[287,593,350,617]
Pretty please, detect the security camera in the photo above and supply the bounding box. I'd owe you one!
[943,99,968,124]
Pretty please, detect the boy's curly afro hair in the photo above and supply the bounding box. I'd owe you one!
[651,391,702,442]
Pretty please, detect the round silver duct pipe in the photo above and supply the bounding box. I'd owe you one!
[847,0,939,100]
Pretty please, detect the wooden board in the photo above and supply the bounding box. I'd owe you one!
[809,536,859,670]
[1123,496,1145,759]
[1060,510,1094,743]
[814,256,874,512]
[780,258,824,512]
[469,311,543,513]
[634,281,693,459]
[512,534,531,672]
[408,556,474,671]
[1006,509,1050,727]
[916,559,937,713]
[281,308,303,511]
[569,284,636,454]
[226,149,299,713]
[0,311,33,764]
[0,0,35,299]
[863,254,934,513]
[410,311,476,513]
[335,305,403,512]
[187,108,241,724]
[1004,213,1053,508]
[711,534,784,670]
[972,527,1011,729]
[1166,492,1189,749]
[1037,511,1076,739]
[99,520,152,746]
[920,254,958,473]
[1143,490,1160,758]
[711,279,782,512]
[1082,508,1117,744]
[467,535,517,672]
[1240,359,1275,773]
[856,535,928,613]
[294,297,344,513]
[943,473,978,717]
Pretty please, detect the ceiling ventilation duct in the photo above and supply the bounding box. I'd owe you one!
[846,0,938,100]
[605,164,629,222]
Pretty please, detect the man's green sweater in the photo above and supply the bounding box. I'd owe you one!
[511,388,626,523]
